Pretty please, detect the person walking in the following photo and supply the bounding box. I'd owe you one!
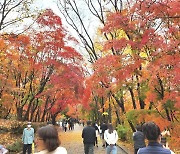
[104,123,118,154]
[82,121,96,154]
[35,125,67,154]
[22,122,34,154]
[92,122,99,147]
[64,120,67,132]
[100,122,108,147]
[0,145,8,154]
[138,122,173,154]
[161,129,170,148]
[133,124,146,154]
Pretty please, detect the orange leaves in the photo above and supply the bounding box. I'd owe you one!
[145,115,170,131]
[145,91,157,104]
[169,123,180,149]
[0,38,6,50]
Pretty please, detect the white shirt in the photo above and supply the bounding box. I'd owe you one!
[35,147,67,154]
[104,130,118,145]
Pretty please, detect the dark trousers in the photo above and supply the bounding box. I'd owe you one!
[94,137,98,146]
[84,144,94,154]
[23,144,32,154]
[134,148,139,154]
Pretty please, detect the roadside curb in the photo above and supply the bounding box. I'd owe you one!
[117,143,130,154]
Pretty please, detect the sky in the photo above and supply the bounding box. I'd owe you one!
[34,0,100,63]
[35,0,97,35]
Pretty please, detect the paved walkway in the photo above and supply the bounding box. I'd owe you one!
[58,124,128,154]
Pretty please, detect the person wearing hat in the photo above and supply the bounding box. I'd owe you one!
[22,122,34,154]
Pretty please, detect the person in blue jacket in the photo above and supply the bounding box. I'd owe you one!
[22,122,34,154]
[138,122,172,154]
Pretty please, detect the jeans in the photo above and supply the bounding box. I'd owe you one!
[106,145,117,154]
[84,144,94,154]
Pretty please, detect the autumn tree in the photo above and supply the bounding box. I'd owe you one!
[85,0,179,148]
[101,0,179,117]
[57,0,130,122]
[0,9,84,123]
[31,9,84,123]
[58,0,180,148]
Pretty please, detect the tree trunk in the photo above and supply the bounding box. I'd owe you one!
[34,108,39,122]
[51,114,58,125]
[41,97,50,122]
[111,93,125,113]
[24,66,54,121]
[165,107,171,121]
[112,100,121,124]
[136,75,145,109]
[30,99,39,121]
[100,97,106,122]
[23,96,34,121]
[128,120,136,132]
[17,107,23,121]
[128,87,136,109]
[108,103,112,123]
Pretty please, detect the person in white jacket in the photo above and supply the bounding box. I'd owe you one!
[35,125,67,154]
[104,123,118,154]
[0,145,8,154]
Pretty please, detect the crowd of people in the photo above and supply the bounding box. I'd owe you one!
[82,121,118,154]
[58,118,76,132]
[1,120,174,154]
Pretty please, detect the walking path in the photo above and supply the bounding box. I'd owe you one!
[58,124,129,154]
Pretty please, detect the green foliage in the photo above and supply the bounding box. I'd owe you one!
[126,109,157,125]
[0,126,9,133]
[164,100,175,110]
[140,81,149,100]
[116,124,129,141]
[6,139,23,153]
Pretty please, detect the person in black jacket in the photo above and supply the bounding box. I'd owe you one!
[92,122,100,147]
[100,122,108,147]
[82,121,96,154]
